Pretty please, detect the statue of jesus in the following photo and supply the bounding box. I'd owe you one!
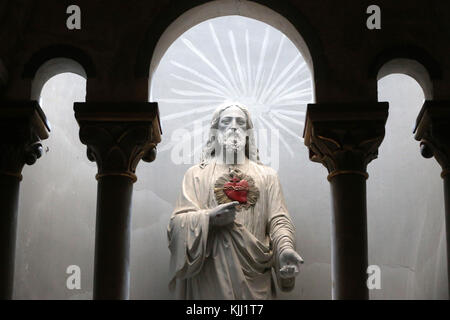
[167,103,303,299]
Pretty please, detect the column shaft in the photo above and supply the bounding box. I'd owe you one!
[443,175,450,295]
[94,176,133,300]
[0,175,20,299]
[330,174,368,299]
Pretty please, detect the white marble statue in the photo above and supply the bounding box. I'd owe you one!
[167,103,303,299]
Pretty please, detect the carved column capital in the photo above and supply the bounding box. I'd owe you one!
[0,101,50,180]
[414,100,450,178]
[74,102,161,182]
[303,102,389,180]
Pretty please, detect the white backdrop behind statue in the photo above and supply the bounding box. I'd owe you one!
[135,15,326,299]
[12,16,448,299]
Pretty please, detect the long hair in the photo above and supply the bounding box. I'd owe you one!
[199,103,261,168]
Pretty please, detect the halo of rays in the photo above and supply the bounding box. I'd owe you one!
[151,16,314,163]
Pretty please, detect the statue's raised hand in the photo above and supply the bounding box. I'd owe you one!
[279,248,304,279]
[209,201,239,227]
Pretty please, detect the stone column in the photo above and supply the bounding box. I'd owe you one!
[74,102,161,300]
[414,100,450,297]
[303,102,388,300]
[0,101,50,299]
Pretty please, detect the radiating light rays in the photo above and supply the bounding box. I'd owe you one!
[170,60,233,97]
[271,109,304,126]
[160,105,218,121]
[259,56,302,103]
[181,38,240,97]
[257,33,285,102]
[253,27,270,98]
[170,89,224,98]
[158,113,213,154]
[245,30,252,96]
[258,114,294,157]
[228,31,244,96]
[273,77,312,104]
[272,109,306,116]
[209,23,241,96]
[169,73,226,97]
[151,17,314,165]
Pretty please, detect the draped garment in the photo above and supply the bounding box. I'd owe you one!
[167,159,297,299]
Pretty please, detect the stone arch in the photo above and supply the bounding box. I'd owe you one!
[29,58,87,101]
[377,59,434,100]
[22,44,94,100]
[22,45,95,79]
[370,45,440,100]
[136,0,323,88]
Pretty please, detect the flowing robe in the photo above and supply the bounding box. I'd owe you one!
[167,159,297,299]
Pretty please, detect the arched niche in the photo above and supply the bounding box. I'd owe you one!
[133,12,326,300]
[366,72,447,299]
[31,58,87,101]
[369,45,440,101]
[16,63,95,300]
[147,0,315,94]
[377,58,433,100]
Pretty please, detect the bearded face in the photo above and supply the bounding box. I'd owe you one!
[216,125,247,152]
[215,106,248,155]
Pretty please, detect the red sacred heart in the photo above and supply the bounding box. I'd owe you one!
[223,177,249,203]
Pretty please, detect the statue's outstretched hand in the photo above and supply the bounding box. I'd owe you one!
[209,201,239,227]
[279,248,304,279]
